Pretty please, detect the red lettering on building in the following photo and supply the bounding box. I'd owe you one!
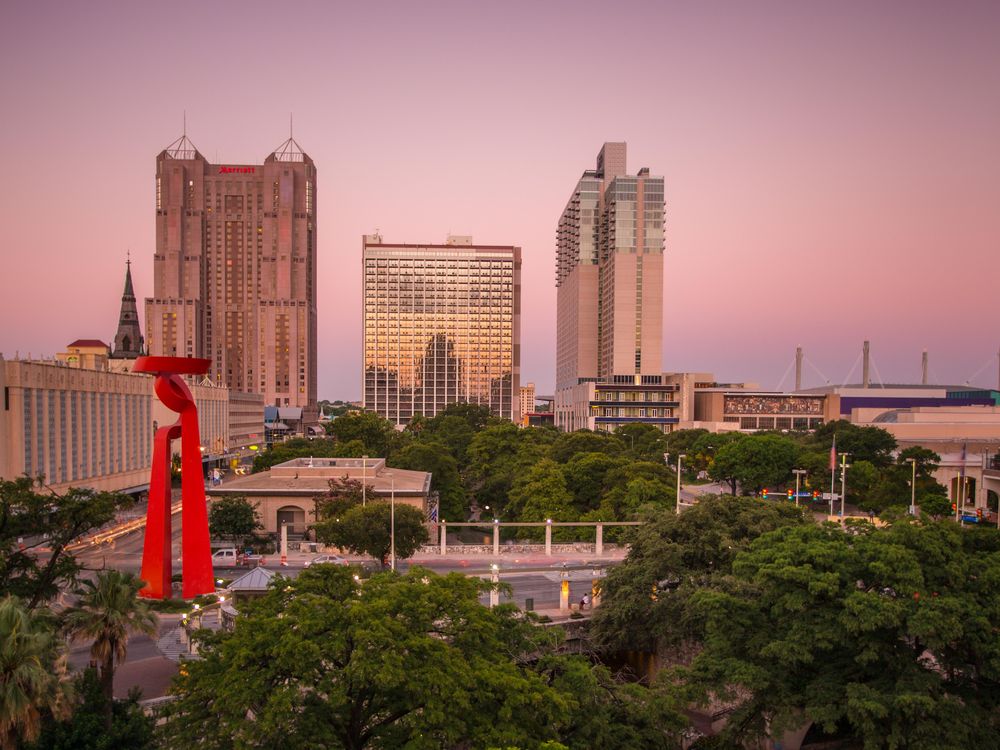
[218,166,256,174]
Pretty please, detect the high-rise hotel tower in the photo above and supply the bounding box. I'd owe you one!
[363,234,520,425]
[145,133,317,417]
[555,143,678,432]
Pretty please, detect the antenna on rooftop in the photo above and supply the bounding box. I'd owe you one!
[183,110,187,137]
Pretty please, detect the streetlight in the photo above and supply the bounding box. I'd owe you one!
[675,454,686,515]
[390,476,396,572]
[489,564,499,608]
[905,457,917,516]
[792,469,807,508]
[362,455,368,507]
[839,453,851,518]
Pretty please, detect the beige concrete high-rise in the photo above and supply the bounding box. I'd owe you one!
[363,235,520,425]
[555,143,674,432]
[519,382,536,421]
[145,132,317,419]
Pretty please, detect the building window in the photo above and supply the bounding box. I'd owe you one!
[22,388,32,476]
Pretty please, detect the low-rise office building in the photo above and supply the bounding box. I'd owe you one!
[207,457,432,536]
[693,389,841,431]
[851,404,1000,513]
[556,378,680,433]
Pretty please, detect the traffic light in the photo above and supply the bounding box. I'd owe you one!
[787,489,793,500]
[952,503,957,512]
[761,489,769,499]
[977,508,983,519]
[812,490,820,499]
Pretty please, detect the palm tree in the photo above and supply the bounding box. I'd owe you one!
[0,596,71,749]
[62,571,159,728]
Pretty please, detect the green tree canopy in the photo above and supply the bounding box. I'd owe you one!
[600,461,676,519]
[314,502,429,568]
[389,442,466,522]
[325,412,407,458]
[669,520,1000,748]
[812,420,898,468]
[0,477,133,609]
[590,496,809,654]
[465,423,556,515]
[313,475,375,540]
[252,437,339,473]
[708,434,798,495]
[507,459,578,535]
[62,571,159,727]
[550,430,625,464]
[614,423,670,463]
[24,667,154,750]
[0,597,71,749]
[418,415,476,463]
[562,452,628,514]
[426,401,495,432]
[663,428,711,457]
[208,495,262,549]
[158,566,576,749]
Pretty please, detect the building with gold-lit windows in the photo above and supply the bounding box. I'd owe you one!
[362,235,520,425]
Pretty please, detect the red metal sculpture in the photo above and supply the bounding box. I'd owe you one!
[134,356,215,599]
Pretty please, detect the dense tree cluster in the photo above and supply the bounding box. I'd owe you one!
[311,406,677,530]
[208,495,263,550]
[0,479,157,749]
[158,565,684,749]
[666,421,948,514]
[591,497,1000,748]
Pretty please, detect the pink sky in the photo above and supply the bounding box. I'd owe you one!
[1,0,998,398]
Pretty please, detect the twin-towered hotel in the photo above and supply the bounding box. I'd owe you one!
[145,133,318,421]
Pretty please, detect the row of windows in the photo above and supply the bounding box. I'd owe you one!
[21,388,151,483]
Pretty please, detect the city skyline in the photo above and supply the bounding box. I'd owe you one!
[2,1,998,397]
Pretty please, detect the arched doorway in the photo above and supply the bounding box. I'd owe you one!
[276,505,307,537]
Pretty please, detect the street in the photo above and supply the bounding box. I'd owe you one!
[68,521,621,700]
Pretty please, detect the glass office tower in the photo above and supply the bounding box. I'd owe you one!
[362,235,521,425]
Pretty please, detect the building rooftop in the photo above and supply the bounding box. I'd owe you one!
[228,566,276,592]
[209,457,431,497]
[67,339,109,349]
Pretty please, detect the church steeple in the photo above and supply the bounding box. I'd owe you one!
[111,254,144,359]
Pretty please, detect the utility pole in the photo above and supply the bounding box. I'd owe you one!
[675,454,686,514]
[390,476,396,571]
[362,455,367,506]
[839,453,851,518]
[906,457,917,516]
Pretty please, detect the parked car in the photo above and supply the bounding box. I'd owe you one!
[304,554,349,567]
[212,548,266,566]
